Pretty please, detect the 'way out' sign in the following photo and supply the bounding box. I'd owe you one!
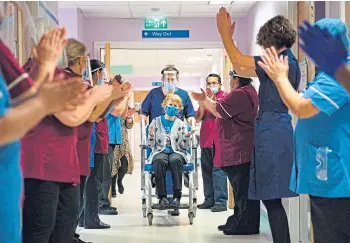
[142,30,190,39]
[144,17,168,29]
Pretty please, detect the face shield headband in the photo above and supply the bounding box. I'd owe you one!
[92,66,109,85]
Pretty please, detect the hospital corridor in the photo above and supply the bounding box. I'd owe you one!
[1,1,350,243]
[77,164,273,243]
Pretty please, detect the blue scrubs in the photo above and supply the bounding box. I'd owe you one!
[290,72,350,197]
[249,49,300,200]
[90,123,97,168]
[0,74,22,243]
[106,113,122,145]
[141,87,195,122]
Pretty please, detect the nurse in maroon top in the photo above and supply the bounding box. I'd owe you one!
[192,71,260,235]
[21,37,114,243]
[195,74,228,212]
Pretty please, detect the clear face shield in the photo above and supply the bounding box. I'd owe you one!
[82,56,93,86]
[0,1,17,55]
[162,71,178,93]
[93,67,109,85]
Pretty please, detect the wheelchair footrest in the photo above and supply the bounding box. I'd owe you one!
[151,203,190,210]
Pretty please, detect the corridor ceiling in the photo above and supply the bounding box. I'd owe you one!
[58,1,256,19]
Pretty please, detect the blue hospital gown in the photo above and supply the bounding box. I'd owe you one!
[0,73,22,243]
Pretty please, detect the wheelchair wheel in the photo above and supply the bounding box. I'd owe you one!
[147,213,153,225]
[188,212,195,225]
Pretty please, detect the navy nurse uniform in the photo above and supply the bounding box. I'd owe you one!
[249,49,300,200]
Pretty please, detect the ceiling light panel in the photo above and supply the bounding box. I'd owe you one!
[80,6,130,14]
[181,4,226,13]
[208,1,233,5]
[132,12,178,18]
[181,1,209,5]
[129,1,180,6]
[85,13,131,18]
[131,5,179,13]
[77,1,128,6]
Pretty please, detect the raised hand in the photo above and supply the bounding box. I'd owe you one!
[257,47,289,83]
[216,7,234,38]
[113,82,132,99]
[191,89,207,102]
[37,74,87,114]
[33,28,67,66]
[299,20,348,76]
[90,83,114,104]
[185,128,197,137]
[206,87,215,100]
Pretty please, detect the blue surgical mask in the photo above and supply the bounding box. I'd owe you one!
[164,82,176,92]
[210,86,219,94]
[97,79,103,85]
[165,105,178,117]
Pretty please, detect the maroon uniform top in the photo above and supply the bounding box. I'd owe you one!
[64,68,94,176]
[94,117,109,154]
[0,40,33,101]
[214,84,258,168]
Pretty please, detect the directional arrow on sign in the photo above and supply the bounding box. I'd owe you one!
[144,32,148,36]
[161,20,166,27]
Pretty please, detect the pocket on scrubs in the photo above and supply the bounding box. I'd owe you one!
[219,134,242,163]
[308,143,345,192]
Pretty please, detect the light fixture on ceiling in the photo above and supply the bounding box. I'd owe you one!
[208,1,233,5]
[187,56,212,62]
[151,8,160,12]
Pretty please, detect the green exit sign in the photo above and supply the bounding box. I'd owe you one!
[144,17,168,29]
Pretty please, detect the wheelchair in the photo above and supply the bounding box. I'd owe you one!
[140,122,199,225]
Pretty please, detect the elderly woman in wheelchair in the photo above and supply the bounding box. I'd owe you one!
[147,94,195,210]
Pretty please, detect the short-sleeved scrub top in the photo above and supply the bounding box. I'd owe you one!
[290,72,350,197]
[249,49,301,200]
[0,73,22,243]
[107,113,122,145]
[214,84,259,168]
[21,67,80,184]
[199,90,226,149]
[140,87,195,123]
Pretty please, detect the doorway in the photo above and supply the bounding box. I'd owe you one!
[97,43,225,162]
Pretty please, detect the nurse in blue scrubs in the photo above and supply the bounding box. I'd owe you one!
[216,8,299,242]
[140,66,195,125]
[258,18,350,243]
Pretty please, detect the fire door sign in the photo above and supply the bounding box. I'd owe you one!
[144,17,168,29]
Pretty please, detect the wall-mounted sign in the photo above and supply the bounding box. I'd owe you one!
[144,17,168,29]
[152,81,163,86]
[142,30,190,39]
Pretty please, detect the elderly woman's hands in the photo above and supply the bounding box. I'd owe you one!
[257,47,289,84]
[149,126,155,137]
